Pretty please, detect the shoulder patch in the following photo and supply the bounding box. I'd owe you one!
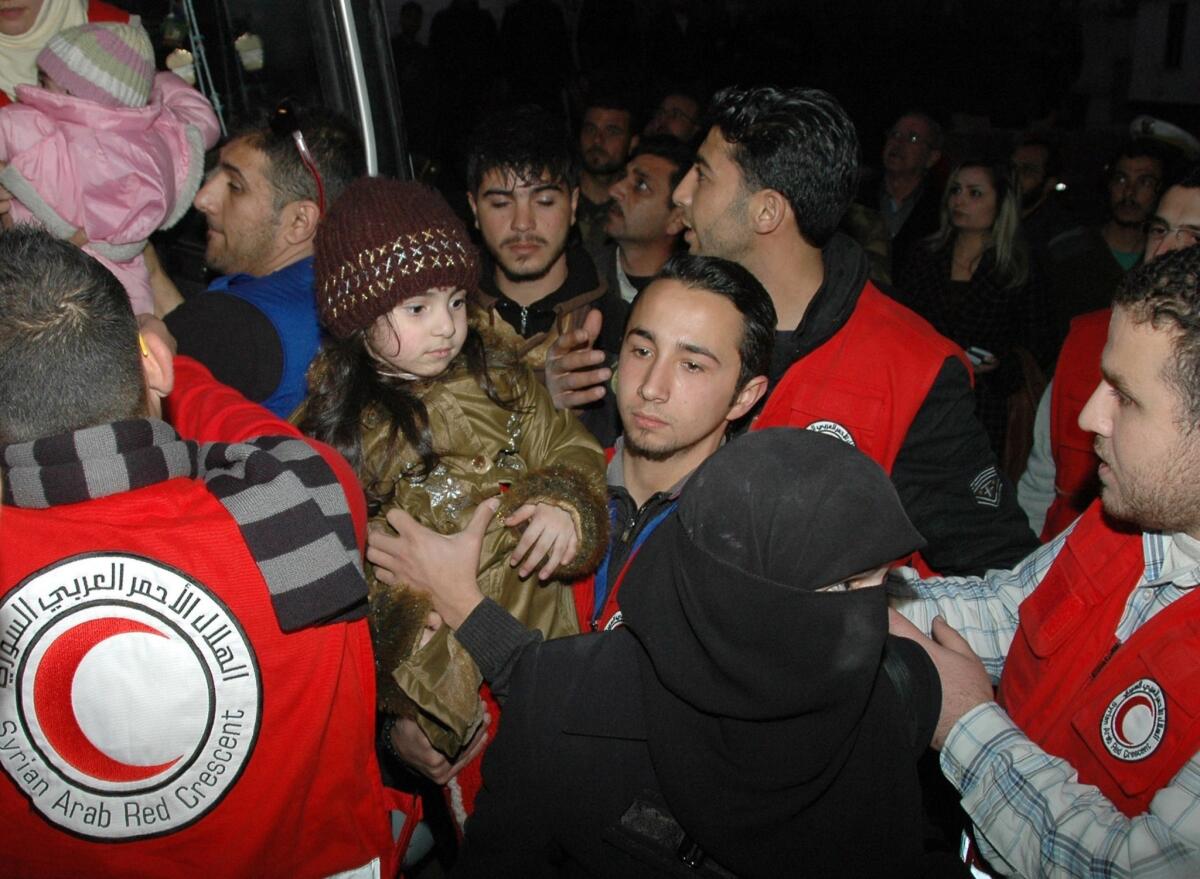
[970,466,1002,508]
[0,552,261,841]
[805,420,856,447]
[1101,678,1167,761]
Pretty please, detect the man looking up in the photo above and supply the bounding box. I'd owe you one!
[0,229,390,877]
[575,90,639,252]
[467,104,623,372]
[668,85,1036,575]
[160,106,363,418]
[596,134,692,319]
[860,110,944,274]
[891,244,1200,878]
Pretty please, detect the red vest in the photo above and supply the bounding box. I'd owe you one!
[753,283,969,573]
[753,283,969,474]
[1042,309,1109,541]
[0,365,391,878]
[998,502,1200,816]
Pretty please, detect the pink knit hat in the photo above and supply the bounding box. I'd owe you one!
[37,23,155,109]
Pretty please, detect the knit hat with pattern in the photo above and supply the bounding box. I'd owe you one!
[37,23,155,109]
[315,178,480,339]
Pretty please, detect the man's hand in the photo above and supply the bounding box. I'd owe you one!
[388,707,490,785]
[144,242,185,317]
[888,610,994,749]
[366,498,498,629]
[545,308,611,410]
[505,502,578,580]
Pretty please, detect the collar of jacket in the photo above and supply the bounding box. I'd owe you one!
[474,242,606,317]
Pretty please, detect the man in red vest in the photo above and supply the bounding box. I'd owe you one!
[892,244,1200,876]
[1020,165,1200,540]
[0,228,391,878]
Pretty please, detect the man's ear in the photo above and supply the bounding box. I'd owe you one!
[749,189,788,235]
[139,329,175,418]
[665,203,685,236]
[282,199,321,246]
[924,149,942,171]
[628,133,640,154]
[569,185,580,225]
[467,191,480,229]
[726,374,769,422]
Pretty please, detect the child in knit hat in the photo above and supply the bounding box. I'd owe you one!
[293,177,607,824]
[0,21,219,314]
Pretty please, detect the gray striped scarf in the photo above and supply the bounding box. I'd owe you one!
[1,418,366,631]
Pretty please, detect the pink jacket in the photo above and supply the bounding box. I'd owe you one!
[0,72,219,313]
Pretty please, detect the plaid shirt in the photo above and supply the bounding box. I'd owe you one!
[892,527,1200,878]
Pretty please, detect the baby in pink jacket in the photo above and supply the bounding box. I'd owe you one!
[0,22,219,314]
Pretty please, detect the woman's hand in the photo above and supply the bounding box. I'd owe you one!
[506,503,579,580]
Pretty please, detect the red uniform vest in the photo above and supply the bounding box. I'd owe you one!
[998,502,1200,816]
[0,364,391,878]
[1042,309,1109,541]
[753,283,969,573]
[753,283,969,474]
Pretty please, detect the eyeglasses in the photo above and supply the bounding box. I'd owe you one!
[887,128,926,145]
[1144,220,1200,248]
[269,100,326,215]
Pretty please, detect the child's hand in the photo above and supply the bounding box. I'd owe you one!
[506,503,578,580]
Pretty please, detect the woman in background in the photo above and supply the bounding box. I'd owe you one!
[896,159,1044,457]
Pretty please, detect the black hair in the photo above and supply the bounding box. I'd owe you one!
[466,105,578,193]
[237,105,365,213]
[1014,133,1063,180]
[706,86,859,248]
[1175,163,1200,190]
[581,84,642,133]
[630,134,695,193]
[1112,245,1200,426]
[1105,138,1174,190]
[645,253,776,389]
[0,228,144,443]
[297,316,520,515]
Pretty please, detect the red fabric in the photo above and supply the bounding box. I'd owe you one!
[0,0,132,109]
[753,282,969,573]
[1,360,391,878]
[1042,309,1109,541]
[999,502,1200,816]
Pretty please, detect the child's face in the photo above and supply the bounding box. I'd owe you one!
[367,286,468,379]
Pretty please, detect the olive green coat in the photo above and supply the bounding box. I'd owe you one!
[301,350,606,757]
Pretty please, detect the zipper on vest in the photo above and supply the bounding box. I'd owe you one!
[1091,640,1121,679]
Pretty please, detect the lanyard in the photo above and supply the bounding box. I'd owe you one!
[592,499,678,622]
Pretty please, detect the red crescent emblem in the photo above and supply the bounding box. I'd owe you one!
[32,617,182,782]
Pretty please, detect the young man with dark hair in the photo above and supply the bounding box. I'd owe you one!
[466,104,624,373]
[575,89,640,252]
[1046,138,1171,347]
[673,85,1036,576]
[0,228,391,878]
[892,243,1200,877]
[159,105,364,418]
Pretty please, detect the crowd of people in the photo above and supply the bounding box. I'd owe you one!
[3,2,1200,878]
